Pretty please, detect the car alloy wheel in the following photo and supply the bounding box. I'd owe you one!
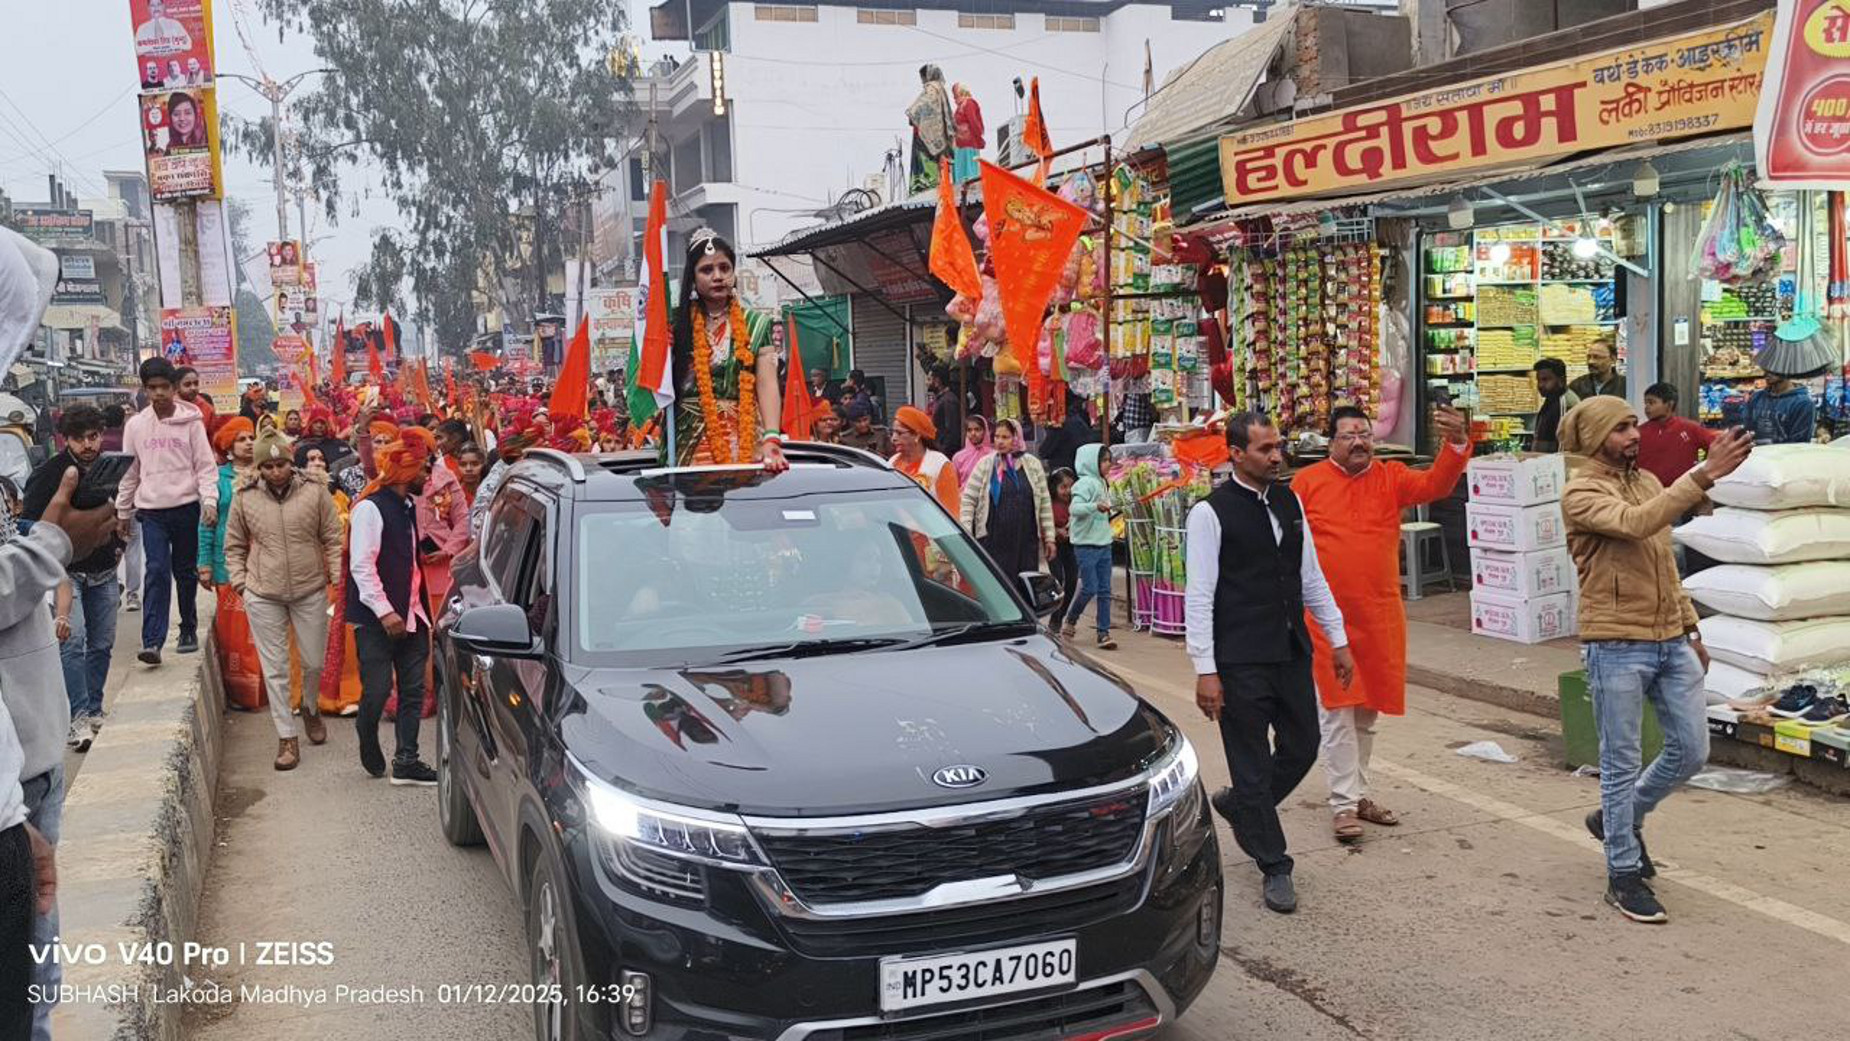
[528,861,589,1041]
[436,679,483,846]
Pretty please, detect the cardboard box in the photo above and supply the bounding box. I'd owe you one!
[1470,590,1577,644]
[1467,453,1566,506]
[1466,501,1566,552]
[1470,547,1576,599]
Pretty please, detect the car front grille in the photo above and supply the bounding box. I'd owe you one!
[802,979,1158,1041]
[752,791,1148,906]
[777,875,1145,958]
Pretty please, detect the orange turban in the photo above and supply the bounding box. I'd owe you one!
[211,416,253,456]
[812,400,835,420]
[375,426,437,487]
[368,419,401,441]
[893,405,936,441]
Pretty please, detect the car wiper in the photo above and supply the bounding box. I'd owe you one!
[712,636,908,663]
[891,620,1031,650]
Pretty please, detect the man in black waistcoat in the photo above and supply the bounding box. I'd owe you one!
[1184,412,1354,914]
[348,428,441,785]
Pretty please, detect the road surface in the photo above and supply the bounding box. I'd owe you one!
[184,631,1850,1040]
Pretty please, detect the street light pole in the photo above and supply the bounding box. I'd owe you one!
[218,70,328,243]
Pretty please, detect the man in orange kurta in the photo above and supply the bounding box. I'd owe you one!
[1296,405,1471,840]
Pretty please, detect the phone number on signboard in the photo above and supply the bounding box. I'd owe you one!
[1626,113,1720,139]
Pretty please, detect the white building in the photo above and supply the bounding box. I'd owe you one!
[593,0,1272,294]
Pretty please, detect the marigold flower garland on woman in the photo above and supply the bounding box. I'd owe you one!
[669,230,788,471]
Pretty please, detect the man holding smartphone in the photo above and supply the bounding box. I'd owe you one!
[1559,398,1752,923]
[22,405,124,750]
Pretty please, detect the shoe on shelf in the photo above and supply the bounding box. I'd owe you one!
[1095,632,1117,650]
[302,713,327,746]
[176,632,199,655]
[123,592,140,612]
[1586,809,1655,879]
[390,760,439,787]
[274,738,300,772]
[1769,684,1820,718]
[1262,873,1297,914]
[1605,872,1668,923]
[137,646,162,666]
[1799,696,1848,725]
[67,716,94,753]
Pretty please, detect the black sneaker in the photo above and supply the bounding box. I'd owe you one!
[1799,696,1848,724]
[176,632,199,654]
[1262,873,1297,914]
[137,646,162,666]
[1770,684,1820,718]
[359,739,386,779]
[1095,632,1117,650]
[1585,808,1655,879]
[1605,872,1668,923]
[390,760,439,787]
[1210,786,1237,827]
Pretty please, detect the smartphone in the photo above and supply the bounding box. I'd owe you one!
[74,453,134,510]
[1431,387,1454,409]
[418,535,441,555]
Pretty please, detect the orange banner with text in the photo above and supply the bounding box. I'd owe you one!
[1219,11,1774,205]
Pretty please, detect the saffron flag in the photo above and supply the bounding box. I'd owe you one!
[929,158,982,300]
[444,361,459,407]
[1023,77,1052,159]
[627,180,673,426]
[469,350,498,372]
[780,319,816,440]
[551,316,592,419]
[329,316,346,386]
[411,359,436,414]
[978,160,1087,402]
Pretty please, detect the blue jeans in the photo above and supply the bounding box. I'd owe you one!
[1586,638,1710,877]
[22,765,63,1041]
[1065,544,1113,635]
[138,502,200,650]
[60,573,120,718]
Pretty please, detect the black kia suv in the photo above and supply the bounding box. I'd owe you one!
[434,443,1221,1041]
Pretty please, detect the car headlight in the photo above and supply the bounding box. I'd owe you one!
[1146,734,1200,819]
[580,772,766,869]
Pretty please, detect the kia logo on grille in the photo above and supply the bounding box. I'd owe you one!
[931,765,987,789]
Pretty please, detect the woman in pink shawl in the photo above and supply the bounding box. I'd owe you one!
[952,414,994,487]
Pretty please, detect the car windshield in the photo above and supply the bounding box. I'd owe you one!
[573,484,1030,666]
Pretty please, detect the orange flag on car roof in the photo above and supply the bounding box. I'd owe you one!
[929,158,982,300]
[978,159,1086,404]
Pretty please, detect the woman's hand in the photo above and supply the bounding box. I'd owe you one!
[197,567,214,590]
[761,438,790,474]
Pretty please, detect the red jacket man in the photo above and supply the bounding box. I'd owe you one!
[1636,383,1713,490]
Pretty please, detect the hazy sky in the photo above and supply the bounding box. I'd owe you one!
[0,0,661,331]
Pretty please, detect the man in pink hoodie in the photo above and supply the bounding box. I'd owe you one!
[115,357,218,665]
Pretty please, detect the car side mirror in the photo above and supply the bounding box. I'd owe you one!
[450,603,542,659]
[1019,571,1063,617]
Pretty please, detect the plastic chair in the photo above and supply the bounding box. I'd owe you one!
[1399,504,1455,601]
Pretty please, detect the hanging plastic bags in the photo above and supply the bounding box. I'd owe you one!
[1691,163,1786,285]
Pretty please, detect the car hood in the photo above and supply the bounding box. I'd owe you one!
[561,636,1174,817]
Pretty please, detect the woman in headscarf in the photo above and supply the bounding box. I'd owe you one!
[958,418,1055,577]
[951,83,984,185]
[198,417,264,711]
[890,405,960,515]
[952,414,994,486]
[667,231,788,471]
[906,65,955,193]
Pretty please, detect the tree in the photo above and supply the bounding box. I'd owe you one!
[226,0,637,355]
[225,198,278,372]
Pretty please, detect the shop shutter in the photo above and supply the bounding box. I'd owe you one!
[850,293,910,423]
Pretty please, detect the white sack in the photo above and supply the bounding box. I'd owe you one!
[1682,562,1850,621]
[1707,443,1850,510]
[1673,508,1850,565]
[1697,614,1850,674]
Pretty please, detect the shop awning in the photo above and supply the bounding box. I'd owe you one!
[39,304,123,332]
[753,194,940,259]
[1123,10,1296,151]
[1191,131,1754,234]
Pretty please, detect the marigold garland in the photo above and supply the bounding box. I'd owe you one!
[691,300,756,463]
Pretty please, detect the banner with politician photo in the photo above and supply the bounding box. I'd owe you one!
[159,305,238,399]
[267,240,303,287]
[141,88,221,200]
[130,0,215,89]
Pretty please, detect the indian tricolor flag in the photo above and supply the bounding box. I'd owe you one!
[626,180,673,428]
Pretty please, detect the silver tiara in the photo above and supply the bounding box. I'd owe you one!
[690,227,721,254]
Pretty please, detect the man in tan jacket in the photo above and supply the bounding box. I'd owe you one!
[225,427,345,770]
[1559,396,1751,924]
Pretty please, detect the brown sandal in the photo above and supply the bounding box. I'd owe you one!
[1332,810,1363,842]
[1356,799,1400,826]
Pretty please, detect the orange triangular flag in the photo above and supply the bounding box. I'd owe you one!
[329,315,346,386]
[549,316,592,419]
[1023,77,1052,159]
[979,159,1086,401]
[929,158,982,300]
[780,318,816,440]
